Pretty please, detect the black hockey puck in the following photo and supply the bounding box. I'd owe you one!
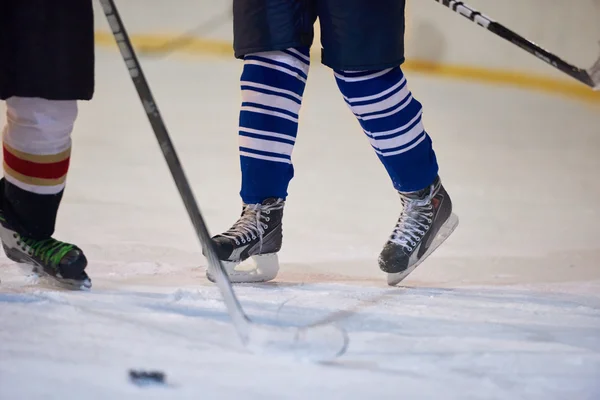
[128,369,166,386]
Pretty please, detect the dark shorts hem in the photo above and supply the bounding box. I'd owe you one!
[234,41,309,59]
[321,54,406,71]
[0,91,93,101]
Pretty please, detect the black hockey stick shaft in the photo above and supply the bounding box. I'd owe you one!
[98,0,252,342]
[432,0,599,89]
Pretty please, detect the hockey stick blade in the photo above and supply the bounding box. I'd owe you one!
[432,0,600,90]
[98,0,348,362]
[245,322,349,362]
[206,252,348,362]
[588,43,600,91]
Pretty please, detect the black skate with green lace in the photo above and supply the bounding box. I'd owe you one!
[0,213,90,289]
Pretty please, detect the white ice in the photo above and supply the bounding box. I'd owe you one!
[1,48,599,399]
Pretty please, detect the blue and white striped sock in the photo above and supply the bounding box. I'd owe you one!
[334,67,439,192]
[238,47,310,204]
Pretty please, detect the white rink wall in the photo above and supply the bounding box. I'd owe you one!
[94,0,600,81]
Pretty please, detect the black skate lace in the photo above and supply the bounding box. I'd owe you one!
[390,188,435,252]
[221,200,283,250]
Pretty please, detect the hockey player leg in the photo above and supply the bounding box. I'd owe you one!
[0,1,93,289]
[317,0,456,284]
[205,47,311,283]
[204,0,316,283]
[334,67,459,285]
[0,97,90,290]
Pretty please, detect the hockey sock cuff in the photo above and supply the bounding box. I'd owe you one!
[2,97,74,195]
[1,97,75,238]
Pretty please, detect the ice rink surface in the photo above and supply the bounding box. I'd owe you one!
[1,48,599,399]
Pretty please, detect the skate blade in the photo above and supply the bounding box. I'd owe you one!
[28,265,92,291]
[206,253,280,284]
[387,213,459,286]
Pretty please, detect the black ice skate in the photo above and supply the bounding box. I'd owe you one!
[0,211,91,290]
[379,176,458,286]
[205,198,284,283]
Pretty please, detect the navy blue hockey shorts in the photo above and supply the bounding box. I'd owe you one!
[233,0,406,70]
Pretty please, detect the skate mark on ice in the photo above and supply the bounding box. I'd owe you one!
[291,288,402,328]
[396,286,600,317]
[268,283,600,354]
[21,289,246,354]
[146,289,351,328]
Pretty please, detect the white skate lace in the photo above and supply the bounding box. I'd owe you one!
[221,200,283,249]
[390,188,435,252]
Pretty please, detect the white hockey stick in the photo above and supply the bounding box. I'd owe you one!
[98,0,348,362]
[433,0,600,91]
[589,48,600,91]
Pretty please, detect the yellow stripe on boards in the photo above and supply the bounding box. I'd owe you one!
[94,31,600,105]
[402,60,600,105]
[94,32,233,57]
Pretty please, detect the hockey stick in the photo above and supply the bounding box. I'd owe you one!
[432,0,600,91]
[98,0,348,362]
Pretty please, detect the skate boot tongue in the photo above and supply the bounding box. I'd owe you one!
[400,193,429,210]
[241,198,281,213]
[399,176,440,203]
[395,192,434,246]
[258,198,282,207]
